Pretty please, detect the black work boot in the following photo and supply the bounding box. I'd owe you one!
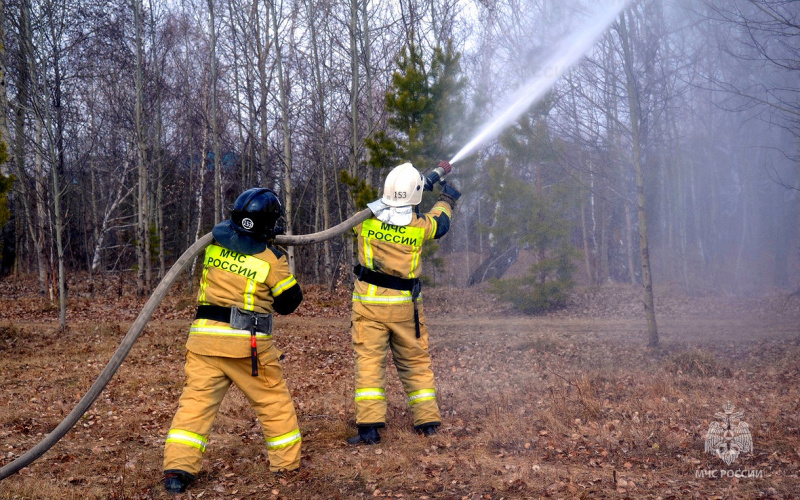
[346,425,381,445]
[415,422,440,437]
[164,469,195,494]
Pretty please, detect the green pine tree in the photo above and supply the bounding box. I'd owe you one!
[485,105,578,314]
[357,38,466,283]
[365,38,466,173]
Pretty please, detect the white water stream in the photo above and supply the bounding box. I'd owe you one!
[449,0,633,165]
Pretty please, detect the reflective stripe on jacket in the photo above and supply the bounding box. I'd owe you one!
[187,242,299,357]
[352,200,452,321]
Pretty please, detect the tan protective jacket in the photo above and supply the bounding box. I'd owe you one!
[187,242,299,358]
[352,200,452,321]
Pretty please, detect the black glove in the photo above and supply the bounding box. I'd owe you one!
[438,180,461,202]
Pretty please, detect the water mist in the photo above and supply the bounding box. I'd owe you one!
[449,0,633,165]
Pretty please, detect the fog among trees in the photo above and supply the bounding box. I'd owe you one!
[0,0,797,324]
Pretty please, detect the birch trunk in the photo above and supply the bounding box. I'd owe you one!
[269,0,295,273]
[90,164,133,273]
[208,0,222,224]
[189,128,209,281]
[227,0,248,188]
[46,5,67,325]
[51,126,66,327]
[619,10,658,347]
[255,0,271,185]
[90,162,100,281]
[150,0,165,279]
[360,0,374,188]
[133,0,150,296]
[244,27,257,188]
[305,0,332,281]
[33,119,49,296]
[345,0,358,268]
[23,0,66,322]
[12,1,39,281]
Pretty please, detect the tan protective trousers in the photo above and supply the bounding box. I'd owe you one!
[352,312,441,427]
[163,351,301,474]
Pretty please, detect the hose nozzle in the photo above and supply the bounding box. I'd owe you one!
[424,161,453,191]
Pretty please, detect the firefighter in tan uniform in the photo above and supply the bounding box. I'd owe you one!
[163,188,304,494]
[347,162,460,445]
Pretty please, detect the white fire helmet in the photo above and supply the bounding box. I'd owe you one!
[382,163,424,207]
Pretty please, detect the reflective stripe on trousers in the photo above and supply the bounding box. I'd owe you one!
[266,429,302,450]
[166,429,208,452]
[164,352,301,474]
[351,313,441,427]
[408,388,436,405]
[355,387,386,401]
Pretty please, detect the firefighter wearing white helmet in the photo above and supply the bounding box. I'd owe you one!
[347,162,461,445]
[382,162,425,207]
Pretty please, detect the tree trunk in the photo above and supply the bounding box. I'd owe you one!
[619,10,658,347]
[228,0,248,189]
[269,0,295,273]
[0,0,11,178]
[360,0,374,188]
[51,128,66,328]
[33,119,49,296]
[46,10,67,325]
[667,110,690,291]
[244,23,257,189]
[580,199,592,284]
[305,0,333,282]
[133,0,150,296]
[346,0,359,268]
[89,161,100,285]
[208,0,222,224]
[23,0,66,323]
[150,0,165,280]
[255,0,272,186]
[624,202,636,284]
[189,128,209,281]
[569,77,596,285]
[734,145,756,293]
[12,2,38,280]
[90,162,132,273]
[773,181,790,288]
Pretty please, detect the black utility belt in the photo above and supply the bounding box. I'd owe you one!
[353,264,419,292]
[195,305,273,333]
[354,264,423,338]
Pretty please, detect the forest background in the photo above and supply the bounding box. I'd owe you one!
[1,1,800,497]
[0,0,798,323]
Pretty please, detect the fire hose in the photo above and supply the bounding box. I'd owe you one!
[0,163,451,481]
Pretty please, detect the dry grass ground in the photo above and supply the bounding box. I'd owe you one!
[1,274,799,499]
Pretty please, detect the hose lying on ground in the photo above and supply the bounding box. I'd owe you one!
[0,208,372,481]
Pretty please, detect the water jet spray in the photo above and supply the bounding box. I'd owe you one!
[449,0,632,165]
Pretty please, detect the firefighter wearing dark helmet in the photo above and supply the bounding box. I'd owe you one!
[347,162,460,445]
[163,188,303,494]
